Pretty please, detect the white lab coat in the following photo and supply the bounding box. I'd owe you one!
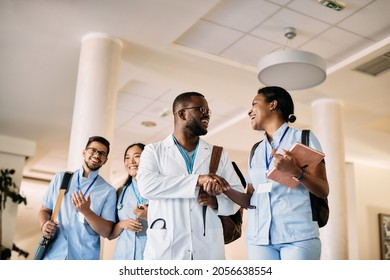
[137,135,244,260]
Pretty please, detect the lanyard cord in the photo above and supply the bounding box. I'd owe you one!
[77,171,98,196]
[172,135,199,174]
[264,126,290,172]
[130,181,143,205]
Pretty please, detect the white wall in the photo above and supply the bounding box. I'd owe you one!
[353,163,390,260]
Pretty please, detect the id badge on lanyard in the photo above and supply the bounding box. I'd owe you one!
[256,127,289,194]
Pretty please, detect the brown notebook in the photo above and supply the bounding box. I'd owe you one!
[266,142,325,188]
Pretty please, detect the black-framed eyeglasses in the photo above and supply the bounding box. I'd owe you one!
[182,106,211,116]
[86,147,108,159]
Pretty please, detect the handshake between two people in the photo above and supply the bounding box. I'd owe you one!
[197,173,254,210]
[197,173,229,210]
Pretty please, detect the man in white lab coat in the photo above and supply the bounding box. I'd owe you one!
[137,91,244,260]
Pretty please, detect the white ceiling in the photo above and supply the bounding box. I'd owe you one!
[1,0,390,183]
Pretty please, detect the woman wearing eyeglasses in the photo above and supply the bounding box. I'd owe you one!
[108,143,148,260]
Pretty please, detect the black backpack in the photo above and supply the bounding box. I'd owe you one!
[249,129,329,227]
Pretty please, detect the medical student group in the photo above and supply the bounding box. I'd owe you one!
[38,86,329,260]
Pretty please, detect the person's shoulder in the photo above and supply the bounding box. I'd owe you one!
[97,175,115,189]
[199,138,214,149]
[147,134,173,150]
[288,125,302,134]
[52,170,68,181]
[284,126,303,142]
[196,139,214,156]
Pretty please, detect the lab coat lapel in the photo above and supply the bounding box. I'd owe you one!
[163,135,189,174]
[192,139,212,174]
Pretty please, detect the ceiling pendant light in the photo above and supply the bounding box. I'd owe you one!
[257,27,327,90]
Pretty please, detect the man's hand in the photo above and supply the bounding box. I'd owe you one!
[197,189,218,209]
[198,174,231,195]
[41,220,58,238]
[72,190,91,214]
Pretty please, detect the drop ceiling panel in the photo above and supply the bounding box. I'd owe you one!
[120,113,172,136]
[116,93,153,112]
[250,9,330,46]
[222,35,280,66]
[120,80,171,99]
[203,0,280,32]
[114,109,137,129]
[157,88,183,103]
[175,20,244,54]
[337,0,390,40]
[288,0,372,24]
[142,99,173,119]
[301,27,373,63]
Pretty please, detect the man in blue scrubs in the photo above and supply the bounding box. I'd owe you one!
[38,136,116,259]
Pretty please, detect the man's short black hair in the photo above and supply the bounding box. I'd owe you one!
[172,91,204,114]
[85,136,110,156]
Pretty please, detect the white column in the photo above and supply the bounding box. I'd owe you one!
[312,98,348,259]
[67,34,122,260]
[67,33,123,178]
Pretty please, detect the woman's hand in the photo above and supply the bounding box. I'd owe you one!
[133,205,148,220]
[119,218,142,233]
[271,148,302,177]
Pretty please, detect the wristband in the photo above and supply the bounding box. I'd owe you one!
[294,170,304,181]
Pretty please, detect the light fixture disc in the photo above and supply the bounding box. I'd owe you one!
[258,49,326,90]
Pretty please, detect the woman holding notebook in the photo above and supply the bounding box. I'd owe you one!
[225,86,329,260]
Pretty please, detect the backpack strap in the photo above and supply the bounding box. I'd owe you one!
[249,140,263,168]
[301,129,310,146]
[232,161,246,188]
[301,130,328,226]
[301,129,317,222]
[250,130,309,169]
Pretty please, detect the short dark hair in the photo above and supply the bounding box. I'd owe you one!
[85,136,110,156]
[172,91,204,114]
[258,86,296,123]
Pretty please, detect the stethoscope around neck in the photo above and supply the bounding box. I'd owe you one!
[116,184,128,210]
[117,181,143,210]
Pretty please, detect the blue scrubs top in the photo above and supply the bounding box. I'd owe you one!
[246,123,323,245]
[42,168,116,259]
[113,181,148,260]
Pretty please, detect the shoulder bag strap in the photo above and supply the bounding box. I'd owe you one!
[209,145,223,173]
[202,145,223,236]
[51,171,73,222]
